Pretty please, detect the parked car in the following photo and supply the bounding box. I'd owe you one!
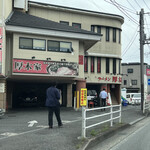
[87,90,97,101]
[87,90,100,107]
[18,91,38,107]
[126,93,141,105]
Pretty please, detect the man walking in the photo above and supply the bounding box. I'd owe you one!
[99,88,107,111]
[45,82,63,129]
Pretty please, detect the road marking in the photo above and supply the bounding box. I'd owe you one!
[0,132,18,137]
[0,118,81,140]
[28,120,38,127]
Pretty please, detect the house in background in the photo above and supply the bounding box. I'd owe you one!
[0,0,124,110]
[121,62,150,94]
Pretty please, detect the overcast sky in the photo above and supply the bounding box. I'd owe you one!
[30,0,150,64]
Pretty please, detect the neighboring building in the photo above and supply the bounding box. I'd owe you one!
[0,0,124,110]
[121,62,150,94]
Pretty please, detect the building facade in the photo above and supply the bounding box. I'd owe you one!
[121,63,150,94]
[0,0,124,110]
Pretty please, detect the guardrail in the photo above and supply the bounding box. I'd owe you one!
[81,104,121,138]
[143,101,150,114]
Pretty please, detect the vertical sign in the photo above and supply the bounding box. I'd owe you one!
[0,27,2,74]
[80,88,87,106]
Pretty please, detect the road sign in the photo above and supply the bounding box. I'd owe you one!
[148,79,150,85]
[80,88,87,106]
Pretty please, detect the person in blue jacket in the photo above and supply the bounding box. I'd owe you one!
[45,82,63,129]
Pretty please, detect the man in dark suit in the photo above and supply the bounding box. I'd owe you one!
[45,82,63,129]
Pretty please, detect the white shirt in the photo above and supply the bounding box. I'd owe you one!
[99,90,107,99]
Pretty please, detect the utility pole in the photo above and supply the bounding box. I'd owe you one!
[139,8,144,111]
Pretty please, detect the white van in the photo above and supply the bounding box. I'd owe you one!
[126,93,141,105]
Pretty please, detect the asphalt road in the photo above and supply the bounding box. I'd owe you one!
[90,116,150,150]
[0,105,145,150]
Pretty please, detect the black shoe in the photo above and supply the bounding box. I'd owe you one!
[49,126,53,129]
[58,124,63,128]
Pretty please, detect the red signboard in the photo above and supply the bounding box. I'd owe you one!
[98,76,122,83]
[79,55,83,65]
[146,69,150,76]
[13,59,78,76]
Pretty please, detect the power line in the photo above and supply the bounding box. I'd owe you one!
[143,0,150,11]
[134,0,141,9]
[105,0,139,25]
[122,26,139,56]
[127,0,137,12]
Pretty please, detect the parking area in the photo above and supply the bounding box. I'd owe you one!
[0,105,144,150]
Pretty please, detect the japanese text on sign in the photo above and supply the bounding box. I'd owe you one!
[80,88,87,106]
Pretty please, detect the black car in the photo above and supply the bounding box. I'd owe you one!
[18,91,38,107]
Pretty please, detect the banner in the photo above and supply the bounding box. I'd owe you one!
[13,59,79,76]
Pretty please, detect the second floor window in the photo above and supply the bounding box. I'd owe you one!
[72,23,81,29]
[113,58,116,74]
[131,80,137,85]
[60,21,69,25]
[106,27,110,41]
[124,80,127,85]
[97,57,101,73]
[84,57,88,72]
[91,57,95,73]
[113,28,116,42]
[128,68,133,73]
[119,30,121,43]
[47,40,72,53]
[19,37,46,51]
[106,58,109,73]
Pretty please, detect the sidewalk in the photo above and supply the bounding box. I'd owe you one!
[0,105,146,150]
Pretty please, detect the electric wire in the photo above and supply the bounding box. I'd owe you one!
[134,0,141,9]
[127,0,137,12]
[143,0,150,11]
[122,26,139,56]
[105,0,139,25]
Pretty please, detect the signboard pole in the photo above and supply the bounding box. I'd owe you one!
[81,106,86,138]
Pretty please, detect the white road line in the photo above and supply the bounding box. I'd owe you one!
[0,118,81,140]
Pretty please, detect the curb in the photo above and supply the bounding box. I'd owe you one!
[82,124,130,150]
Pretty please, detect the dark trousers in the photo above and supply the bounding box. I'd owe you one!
[48,106,62,127]
[101,98,106,110]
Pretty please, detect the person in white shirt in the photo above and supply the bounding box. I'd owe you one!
[99,88,107,111]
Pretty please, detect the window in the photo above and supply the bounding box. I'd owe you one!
[47,41,59,51]
[47,40,72,53]
[91,57,95,72]
[33,39,46,50]
[91,25,95,32]
[119,30,121,43]
[113,58,116,74]
[106,27,110,41]
[119,59,121,74]
[131,80,137,85]
[113,28,116,42]
[124,80,127,85]
[84,57,88,72]
[97,57,101,73]
[60,21,69,25]
[97,26,101,34]
[72,23,81,29]
[19,37,46,51]
[128,68,133,73]
[106,58,109,73]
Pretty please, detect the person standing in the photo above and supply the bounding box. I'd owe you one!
[99,88,108,111]
[45,82,63,129]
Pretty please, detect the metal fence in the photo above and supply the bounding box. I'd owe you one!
[81,104,121,138]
